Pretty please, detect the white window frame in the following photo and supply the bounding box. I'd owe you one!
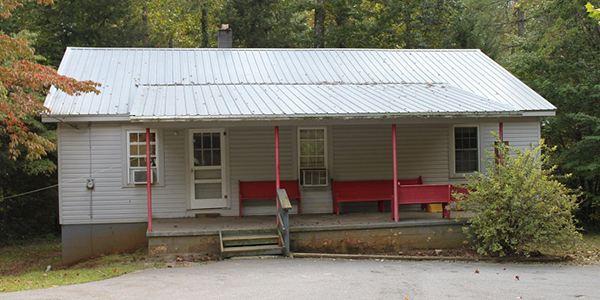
[126,129,160,185]
[297,127,328,187]
[450,125,480,178]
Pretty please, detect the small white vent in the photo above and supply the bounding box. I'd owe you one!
[132,170,155,185]
[301,169,327,187]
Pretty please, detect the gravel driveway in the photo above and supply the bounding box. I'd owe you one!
[1,258,599,300]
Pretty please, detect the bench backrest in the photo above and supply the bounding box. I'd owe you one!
[398,184,451,204]
[331,177,423,198]
[239,180,300,199]
[332,180,393,198]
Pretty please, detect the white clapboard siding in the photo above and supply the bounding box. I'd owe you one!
[227,126,296,216]
[58,123,188,225]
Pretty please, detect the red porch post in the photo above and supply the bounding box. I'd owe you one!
[275,126,280,222]
[146,128,153,232]
[392,124,399,223]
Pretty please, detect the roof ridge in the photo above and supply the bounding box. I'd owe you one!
[66,47,481,52]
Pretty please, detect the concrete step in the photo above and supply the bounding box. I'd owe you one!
[221,228,278,236]
[222,234,279,247]
[222,244,283,258]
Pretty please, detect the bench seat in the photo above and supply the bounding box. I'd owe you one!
[239,180,301,217]
[331,177,423,215]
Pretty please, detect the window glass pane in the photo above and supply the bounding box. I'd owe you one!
[202,133,212,149]
[130,158,138,168]
[202,150,212,166]
[139,133,146,143]
[300,141,310,156]
[130,133,138,143]
[300,130,309,139]
[130,145,138,156]
[194,134,202,149]
[194,150,202,166]
[213,150,221,166]
[300,157,309,168]
[150,145,156,155]
[212,133,220,149]
[316,143,324,155]
[149,132,156,142]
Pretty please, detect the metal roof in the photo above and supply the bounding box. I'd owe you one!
[44,48,555,121]
[130,84,517,120]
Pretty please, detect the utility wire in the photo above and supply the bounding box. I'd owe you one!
[0,163,122,201]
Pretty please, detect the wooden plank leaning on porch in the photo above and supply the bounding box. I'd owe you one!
[330,176,423,215]
[239,180,302,217]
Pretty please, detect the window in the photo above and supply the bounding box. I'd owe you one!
[127,130,158,184]
[298,128,327,186]
[453,126,479,174]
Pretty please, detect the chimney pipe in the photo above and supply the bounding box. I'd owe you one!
[218,24,232,48]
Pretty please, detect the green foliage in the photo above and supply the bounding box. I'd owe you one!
[498,0,600,227]
[455,140,581,257]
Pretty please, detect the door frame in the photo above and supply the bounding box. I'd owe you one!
[188,128,229,210]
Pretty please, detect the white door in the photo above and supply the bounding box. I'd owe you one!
[189,129,227,209]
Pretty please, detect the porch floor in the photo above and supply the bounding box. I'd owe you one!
[149,211,473,237]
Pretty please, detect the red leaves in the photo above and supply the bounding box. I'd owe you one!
[0,34,99,162]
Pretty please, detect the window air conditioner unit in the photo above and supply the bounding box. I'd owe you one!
[132,170,155,185]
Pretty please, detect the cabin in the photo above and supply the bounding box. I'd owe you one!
[43,46,555,263]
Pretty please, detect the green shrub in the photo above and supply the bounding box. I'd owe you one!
[455,139,581,257]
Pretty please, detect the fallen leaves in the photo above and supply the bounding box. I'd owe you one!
[474,269,480,273]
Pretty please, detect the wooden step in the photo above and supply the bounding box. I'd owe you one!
[222,234,279,247]
[221,244,283,258]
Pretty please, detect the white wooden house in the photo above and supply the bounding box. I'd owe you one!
[43,48,555,263]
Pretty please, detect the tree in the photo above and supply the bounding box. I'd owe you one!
[221,0,311,48]
[144,0,224,48]
[500,0,600,226]
[0,0,99,240]
[456,140,580,257]
[1,0,148,67]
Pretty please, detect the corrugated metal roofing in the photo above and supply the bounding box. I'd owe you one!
[130,84,517,120]
[44,48,555,121]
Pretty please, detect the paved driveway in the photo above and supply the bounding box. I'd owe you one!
[1,258,599,300]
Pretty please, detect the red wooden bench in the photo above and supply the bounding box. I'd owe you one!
[397,183,452,219]
[239,180,301,217]
[330,176,423,215]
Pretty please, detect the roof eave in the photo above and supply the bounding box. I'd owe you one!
[42,114,131,123]
[130,111,523,123]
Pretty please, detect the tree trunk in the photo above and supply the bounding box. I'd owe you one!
[201,4,209,48]
[314,0,325,48]
[142,2,149,47]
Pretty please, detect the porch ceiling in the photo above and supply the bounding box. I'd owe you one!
[130,83,521,122]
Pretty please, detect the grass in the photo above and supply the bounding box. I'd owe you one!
[570,232,600,264]
[0,239,161,294]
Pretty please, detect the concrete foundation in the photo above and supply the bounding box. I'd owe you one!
[290,221,468,254]
[147,215,470,258]
[61,223,147,264]
[148,234,221,259]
